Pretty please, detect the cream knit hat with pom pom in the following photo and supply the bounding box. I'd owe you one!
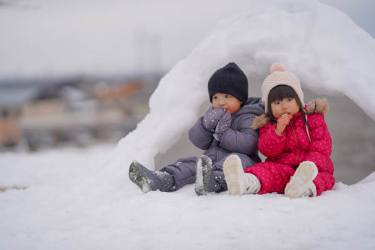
[262,62,305,113]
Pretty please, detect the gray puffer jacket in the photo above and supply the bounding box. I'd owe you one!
[189,97,265,165]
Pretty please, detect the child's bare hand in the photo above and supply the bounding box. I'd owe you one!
[276,114,291,135]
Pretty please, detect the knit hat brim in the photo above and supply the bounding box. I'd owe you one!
[208,62,248,105]
[262,63,304,113]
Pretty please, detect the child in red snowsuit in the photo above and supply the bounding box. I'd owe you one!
[223,63,335,198]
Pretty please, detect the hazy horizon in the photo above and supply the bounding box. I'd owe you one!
[0,0,374,79]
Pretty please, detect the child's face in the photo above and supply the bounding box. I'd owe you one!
[271,97,300,119]
[212,93,242,114]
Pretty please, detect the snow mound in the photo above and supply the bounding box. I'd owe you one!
[357,172,375,185]
[110,0,375,180]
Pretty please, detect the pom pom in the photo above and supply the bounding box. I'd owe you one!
[270,62,285,73]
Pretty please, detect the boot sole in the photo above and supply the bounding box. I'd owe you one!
[195,156,212,196]
[129,161,156,192]
[223,155,244,195]
[285,161,318,199]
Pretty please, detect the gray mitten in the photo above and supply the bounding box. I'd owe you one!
[213,111,232,141]
[202,107,225,132]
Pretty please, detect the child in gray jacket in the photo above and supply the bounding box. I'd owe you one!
[129,62,264,195]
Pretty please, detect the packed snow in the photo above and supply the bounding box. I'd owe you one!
[1,146,375,249]
[1,0,375,249]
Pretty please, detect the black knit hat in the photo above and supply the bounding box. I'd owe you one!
[208,62,248,105]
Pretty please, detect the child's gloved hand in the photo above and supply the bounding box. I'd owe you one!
[202,107,225,132]
[213,111,232,141]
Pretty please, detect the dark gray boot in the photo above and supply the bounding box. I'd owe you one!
[212,171,227,192]
[129,161,175,193]
[195,156,228,196]
[195,155,212,196]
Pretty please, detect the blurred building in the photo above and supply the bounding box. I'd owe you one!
[0,74,161,151]
[0,84,37,148]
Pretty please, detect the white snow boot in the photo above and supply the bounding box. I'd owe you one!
[223,155,260,195]
[285,161,318,199]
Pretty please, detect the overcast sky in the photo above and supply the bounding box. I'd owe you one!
[0,0,374,78]
[321,0,375,37]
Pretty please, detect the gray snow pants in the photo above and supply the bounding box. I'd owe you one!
[160,153,257,191]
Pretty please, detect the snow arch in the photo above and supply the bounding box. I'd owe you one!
[112,0,375,177]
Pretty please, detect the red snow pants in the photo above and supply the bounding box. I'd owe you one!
[244,161,335,196]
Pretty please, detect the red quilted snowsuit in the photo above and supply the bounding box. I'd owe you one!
[244,99,335,196]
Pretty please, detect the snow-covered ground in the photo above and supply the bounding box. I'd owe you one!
[1,0,375,249]
[1,146,375,249]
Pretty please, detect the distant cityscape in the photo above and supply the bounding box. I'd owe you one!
[0,73,164,151]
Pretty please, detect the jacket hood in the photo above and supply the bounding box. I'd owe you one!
[233,97,265,118]
[250,98,329,130]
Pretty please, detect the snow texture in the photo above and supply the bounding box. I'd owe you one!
[1,0,375,249]
[116,0,375,172]
[1,146,375,249]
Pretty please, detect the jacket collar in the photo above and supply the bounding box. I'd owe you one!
[250,98,329,130]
